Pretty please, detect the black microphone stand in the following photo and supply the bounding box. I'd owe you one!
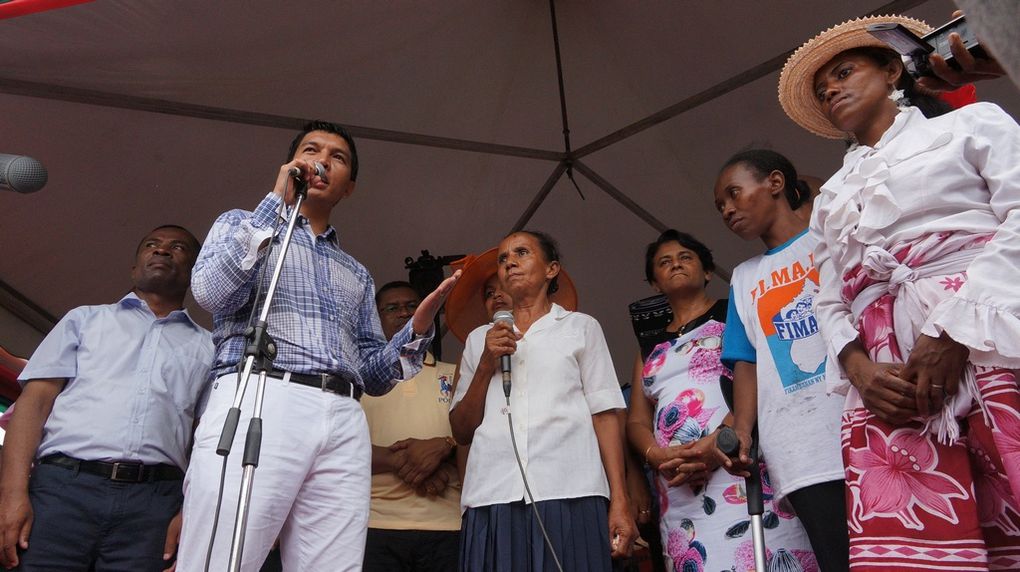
[213,180,310,572]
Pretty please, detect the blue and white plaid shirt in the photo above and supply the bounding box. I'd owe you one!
[192,192,429,396]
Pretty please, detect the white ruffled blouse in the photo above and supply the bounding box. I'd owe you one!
[811,103,1020,393]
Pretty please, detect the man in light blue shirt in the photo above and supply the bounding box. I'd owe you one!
[0,225,213,571]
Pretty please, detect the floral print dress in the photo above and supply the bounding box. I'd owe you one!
[642,318,817,572]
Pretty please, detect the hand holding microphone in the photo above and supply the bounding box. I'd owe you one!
[274,160,327,204]
[287,162,327,182]
[716,425,754,478]
[485,311,519,398]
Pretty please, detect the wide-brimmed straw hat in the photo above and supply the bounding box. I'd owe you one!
[444,247,578,342]
[778,15,931,138]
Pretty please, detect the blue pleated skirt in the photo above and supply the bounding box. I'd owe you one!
[459,496,611,572]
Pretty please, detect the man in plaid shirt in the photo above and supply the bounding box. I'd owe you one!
[176,121,459,572]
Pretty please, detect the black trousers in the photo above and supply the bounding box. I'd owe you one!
[786,479,850,572]
[363,528,460,572]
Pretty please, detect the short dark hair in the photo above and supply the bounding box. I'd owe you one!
[512,230,562,295]
[720,149,811,211]
[136,224,202,258]
[643,230,715,284]
[375,280,416,306]
[287,120,359,181]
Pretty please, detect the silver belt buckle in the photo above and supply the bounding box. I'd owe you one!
[319,373,343,396]
[320,373,354,398]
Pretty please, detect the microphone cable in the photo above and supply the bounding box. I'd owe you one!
[202,183,291,572]
[506,392,565,572]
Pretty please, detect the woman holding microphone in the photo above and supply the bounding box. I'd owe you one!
[450,230,636,572]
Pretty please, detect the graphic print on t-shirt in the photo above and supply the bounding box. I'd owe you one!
[751,259,826,394]
[438,373,453,405]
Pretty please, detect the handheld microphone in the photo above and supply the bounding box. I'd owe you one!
[716,426,741,459]
[0,153,48,194]
[493,310,514,398]
[287,162,326,181]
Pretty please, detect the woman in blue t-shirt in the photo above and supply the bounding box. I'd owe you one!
[712,149,849,572]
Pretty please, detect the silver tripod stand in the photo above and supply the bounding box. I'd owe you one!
[210,174,313,572]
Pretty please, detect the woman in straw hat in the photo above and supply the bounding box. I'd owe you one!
[448,230,636,571]
[779,14,1020,570]
[627,229,819,572]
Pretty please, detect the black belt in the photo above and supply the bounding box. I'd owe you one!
[39,454,184,482]
[268,368,363,401]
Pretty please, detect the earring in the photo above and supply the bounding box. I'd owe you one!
[845,132,859,151]
[888,88,910,109]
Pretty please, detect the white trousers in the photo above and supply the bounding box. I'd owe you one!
[177,373,371,571]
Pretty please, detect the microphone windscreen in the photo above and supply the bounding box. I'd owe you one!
[0,154,47,194]
[493,310,514,326]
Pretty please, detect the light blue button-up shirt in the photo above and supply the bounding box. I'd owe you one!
[19,293,213,468]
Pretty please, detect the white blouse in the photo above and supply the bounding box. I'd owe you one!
[451,303,626,510]
[811,103,1020,394]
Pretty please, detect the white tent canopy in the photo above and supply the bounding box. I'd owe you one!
[3,0,1020,384]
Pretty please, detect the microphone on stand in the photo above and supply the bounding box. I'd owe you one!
[493,310,514,398]
[0,153,47,194]
[287,162,327,183]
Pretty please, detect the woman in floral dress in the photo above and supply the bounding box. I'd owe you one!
[627,230,816,572]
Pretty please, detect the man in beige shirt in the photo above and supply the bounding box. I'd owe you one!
[361,281,461,571]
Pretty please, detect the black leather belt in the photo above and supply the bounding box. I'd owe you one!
[269,368,363,401]
[39,453,184,482]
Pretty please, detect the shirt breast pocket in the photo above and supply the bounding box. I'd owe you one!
[321,265,365,328]
[546,332,584,385]
[157,355,209,414]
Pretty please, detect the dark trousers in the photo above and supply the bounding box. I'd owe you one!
[259,548,282,572]
[363,528,459,572]
[786,479,850,572]
[16,463,183,572]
